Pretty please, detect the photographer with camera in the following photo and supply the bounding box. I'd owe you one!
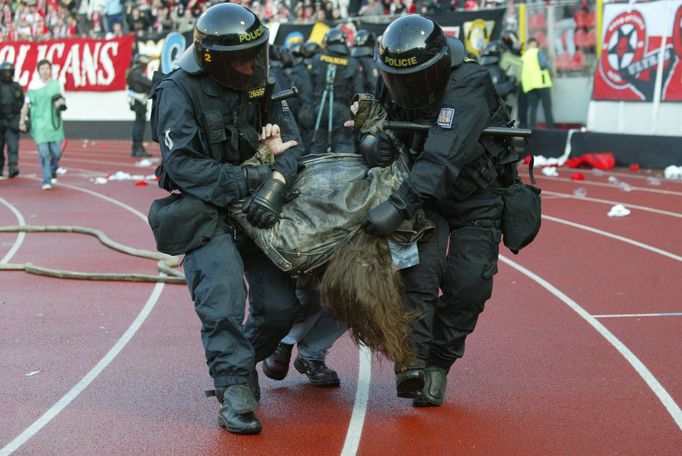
[20,59,66,190]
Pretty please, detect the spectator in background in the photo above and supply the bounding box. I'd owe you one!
[103,0,124,34]
[521,37,554,129]
[359,0,383,16]
[20,59,66,191]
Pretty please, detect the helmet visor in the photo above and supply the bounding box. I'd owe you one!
[199,40,269,91]
[380,55,451,109]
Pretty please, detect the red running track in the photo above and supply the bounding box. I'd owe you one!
[1,140,681,455]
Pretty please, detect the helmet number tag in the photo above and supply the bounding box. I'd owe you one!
[203,52,212,62]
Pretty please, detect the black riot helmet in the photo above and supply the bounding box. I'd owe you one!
[323,27,349,55]
[501,30,519,51]
[178,3,269,91]
[376,15,463,109]
[354,29,376,48]
[290,42,304,58]
[351,29,376,58]
[478,40,501,66]
[0,62,15,83]
[303,41,320,59]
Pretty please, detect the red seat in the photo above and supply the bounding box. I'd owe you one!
[574,29,587,48]
[585,29,596,47]
[530,12,547,29]
[572,50,585,69]
[574,11,586,28]
[584,11,595,28]
[534,30,547,48]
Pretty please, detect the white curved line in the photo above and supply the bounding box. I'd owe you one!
[499,255,682,431]
[0,197,26,263]
[543,215,682,262]
[340,345,372,456]
[543,191,682,218]
[521,173,682,196]
[0,181,163,455]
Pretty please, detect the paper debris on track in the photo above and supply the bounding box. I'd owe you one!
[608,204,631,217]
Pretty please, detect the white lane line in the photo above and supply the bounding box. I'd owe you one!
[543,191,682,218]
[0,197,26,263]
[499,255,682,431]
[341,345,372,456]
[0,181,164,456]
[0,284,164,456]
[594,312,682,318]
[520,173,682,196]
[543,215,682,263]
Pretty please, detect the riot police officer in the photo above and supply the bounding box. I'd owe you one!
[309,27,363,154]
[286,42,315,149]
[479,40,516,100]
[150,3,305,434]
[127,54,153,157]
[360,15,517,407]
[0,62,23,178]
[351,29,379,94]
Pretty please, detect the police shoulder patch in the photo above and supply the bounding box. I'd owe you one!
[437,107,455,129]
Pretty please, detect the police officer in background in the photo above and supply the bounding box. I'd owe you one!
[351,29,379,94]
[150,3,305,434]
[127,54,153,158]
[287,42,315,148]
[309,27,363,154]
[479,40,516,101]
[0,62,24,178]
[359,15,517,407]
[302,40,320,72]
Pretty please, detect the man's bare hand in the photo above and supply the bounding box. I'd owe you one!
[260,123,298,155]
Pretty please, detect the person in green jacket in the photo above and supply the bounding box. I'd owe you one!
[20,59,66,190]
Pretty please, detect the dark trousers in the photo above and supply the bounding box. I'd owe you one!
[400,210,449,364]
[0,125,19,173]
[407,187,504,371]
[131,102,146,146]
[182,228,300,389]
[527,88,555,129]
[517,90,529,128]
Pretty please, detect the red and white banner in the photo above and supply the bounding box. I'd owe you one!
[593,0,682,102]
[0,35,135,92]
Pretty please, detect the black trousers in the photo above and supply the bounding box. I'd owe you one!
[527,88,555,129]
[182,227,300,388]
[131,102,146,146]
[402,187,504,371]
[0,124,19,173]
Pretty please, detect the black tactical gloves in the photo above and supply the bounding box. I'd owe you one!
[359,131,398,168]
[363,185,419,236]
[242,178,287,228]
[242,164,272,194]
[362,199,405,236]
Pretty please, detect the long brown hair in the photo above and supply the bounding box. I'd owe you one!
[320,230,416,366]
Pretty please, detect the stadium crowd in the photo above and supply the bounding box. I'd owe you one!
[1,0,507,41]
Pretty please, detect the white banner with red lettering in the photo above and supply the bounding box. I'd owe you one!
[593,0,682,102]
[0,35,135,92]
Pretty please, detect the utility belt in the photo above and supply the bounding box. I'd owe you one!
[450,218,502,230]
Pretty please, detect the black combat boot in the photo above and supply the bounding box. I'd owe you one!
[261,343,293,381]
[8,168,19,178]
[131,143,151,158]
[394,359,426,398]
[217,384,261,434]
[293,355,340,387]
[412,366,448,407]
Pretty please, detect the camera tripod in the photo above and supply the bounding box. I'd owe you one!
[312,63,337,153]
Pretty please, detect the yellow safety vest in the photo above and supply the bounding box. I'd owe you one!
[521,47,553,93]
